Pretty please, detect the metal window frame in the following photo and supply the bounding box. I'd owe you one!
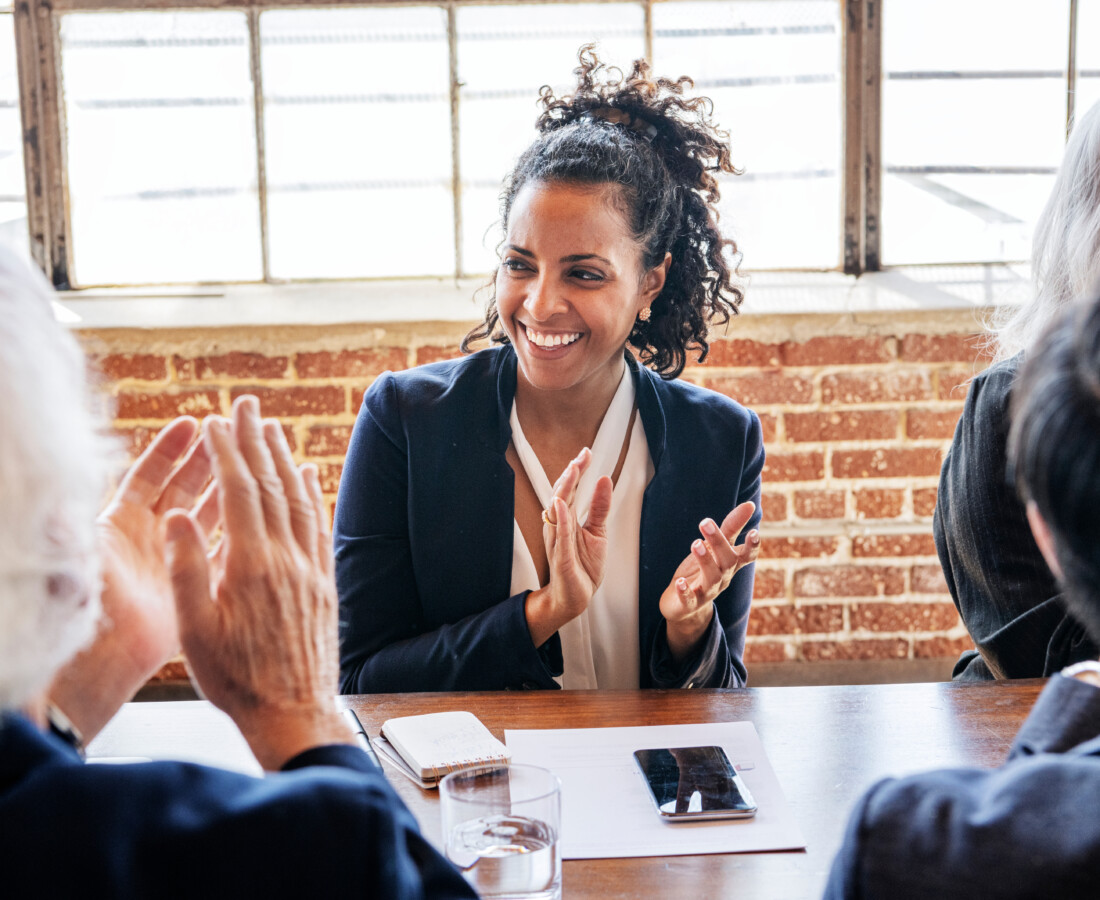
[17,0,1077,288]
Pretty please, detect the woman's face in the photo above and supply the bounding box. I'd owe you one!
[496,181,667,400]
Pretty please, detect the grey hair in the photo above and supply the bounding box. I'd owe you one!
[989,98,1100,363]
[0,246,111,710]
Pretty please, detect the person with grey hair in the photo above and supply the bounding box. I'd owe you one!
[0,247,475,899]
[934,97,1100,680]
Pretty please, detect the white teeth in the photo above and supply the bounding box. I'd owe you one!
[525,326,581,348]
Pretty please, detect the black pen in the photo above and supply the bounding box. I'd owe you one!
[341,707,384,771]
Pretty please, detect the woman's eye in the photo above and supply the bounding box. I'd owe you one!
[502,258,529,273]
[570,269,603,282]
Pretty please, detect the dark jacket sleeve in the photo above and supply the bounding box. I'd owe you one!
[335,371,562,693]
[823,676,1100,900]
[934,358,1097,680]
[646,402,764,689]
[3,728,477,900]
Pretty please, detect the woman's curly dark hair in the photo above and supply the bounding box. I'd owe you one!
[461,44,744,379]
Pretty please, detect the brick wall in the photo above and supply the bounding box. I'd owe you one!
[75,304,991,682]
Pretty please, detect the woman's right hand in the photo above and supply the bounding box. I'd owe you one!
[524,448,613,648]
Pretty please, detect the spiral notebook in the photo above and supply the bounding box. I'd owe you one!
[372,710,511,789]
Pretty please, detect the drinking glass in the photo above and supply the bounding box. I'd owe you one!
[440,763,562,900]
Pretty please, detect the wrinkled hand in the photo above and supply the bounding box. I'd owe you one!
[659,502,760,661]
[166,396,351,769]
[525,448,613,648]
[48,417,218,742]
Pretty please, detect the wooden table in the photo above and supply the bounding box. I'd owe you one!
[91,680,1045,899]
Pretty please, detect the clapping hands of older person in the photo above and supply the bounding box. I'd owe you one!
[166,396,353,770]
[49,416,218,741]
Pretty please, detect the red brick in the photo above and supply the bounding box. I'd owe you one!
[780,335,893,366]
[305,424,353,457]
[900,332,987,363]
[175,352,288,381]
[230,385,345,417]
[112,425,159,460]
[914,636,974,659]
[758,412,778,443]
[743,641,789,663]
[763,451,825,482]
[793,565,906,597]
[703,373,813,405]
[116,389,221,420]
[906,408,962,440]
[911,564,950,594]
[761,492,787,523]
[698,338,781,368]
[852,533,937,558]
[913,487,939,518]
[854,488,905,519]
[278,422,298,453]
[351,387,367,412]
[149,659,190,681]
[748,604,797,635]
[937,367,976,400]
[821,370,932,404]
[801,638,909,661]
[317,461,343,494]
[295,348,407,379]
[832,447,942,479]
[749,603,844,635]
[794,489,846,519]
[94,353,167,382]
[850,601,960,632]
[752,568,786,599]
[415,345,463,366]
[760,536,839,559]
[785,410,899,443]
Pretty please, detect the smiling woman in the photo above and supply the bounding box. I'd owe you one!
[334,47,764,694]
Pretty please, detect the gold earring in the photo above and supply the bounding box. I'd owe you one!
[638,306,651,322]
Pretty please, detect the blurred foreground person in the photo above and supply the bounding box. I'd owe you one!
[0,247,475,899]
[826,295,1100,899]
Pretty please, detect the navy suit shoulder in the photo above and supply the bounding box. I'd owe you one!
[824,676,1100,900]
[0,714,475,900]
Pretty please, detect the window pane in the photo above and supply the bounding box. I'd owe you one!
[881,0,1069,265]
[262,8,453,279]
[1077,0,1100,118]
[0,12,26,257]
[61,12,261,285]
[457,5,645,276]
[653,0,842,271]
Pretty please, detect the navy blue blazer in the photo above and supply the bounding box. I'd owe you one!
[335,346,764,693]
[824,674,1100,899]
[0,713,476,899]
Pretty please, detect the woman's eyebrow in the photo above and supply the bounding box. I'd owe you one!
[561,253,613,265]
[504,244,534,257]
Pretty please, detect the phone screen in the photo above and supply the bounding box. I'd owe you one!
[633,746,757,821]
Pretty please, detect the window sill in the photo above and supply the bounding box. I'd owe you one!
[52,264,1031,331]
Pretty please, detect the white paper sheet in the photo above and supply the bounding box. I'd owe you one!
[505,721,805,859]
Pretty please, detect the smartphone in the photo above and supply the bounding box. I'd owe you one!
[633,745,757,822]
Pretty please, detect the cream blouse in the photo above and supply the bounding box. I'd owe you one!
[508,368,655,689]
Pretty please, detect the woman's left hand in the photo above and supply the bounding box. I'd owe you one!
[658,501,760,661]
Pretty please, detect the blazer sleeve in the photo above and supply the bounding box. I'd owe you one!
[335,372,562,693]
[824,677,1100,900]
[648,406,765,689]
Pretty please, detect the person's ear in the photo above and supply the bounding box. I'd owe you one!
[1026,501,1064,580]
[640,252,672,307]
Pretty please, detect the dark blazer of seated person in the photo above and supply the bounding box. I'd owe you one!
[335,346,763,694]
[0,714,473,898]
[934,357,1097,680]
